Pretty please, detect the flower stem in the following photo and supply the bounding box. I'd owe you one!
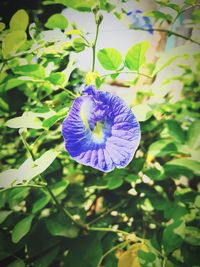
[19,130,85,229]
[43,180,84,228]
[101,71,152,79]
[87,200,126,226]
[92,16,101,72]
[0,184,45,193]
[0,61,6,73]
[87,226,129,236]
[96,241,128,267]
[19,129,35,159]
[59,86,78,98]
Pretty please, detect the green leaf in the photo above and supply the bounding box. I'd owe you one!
[45,14,68,30]
[125,174,138,183]
[12,64,46,79]
[162,120,185,143]
[144,167,165,181]
[0,72,7,84]
[32,194,50,213]
[2,31,27,58]
[12,215,34,243]
[0,78,27,92]
[187,120,200,150]
[125,41,150,71]
[148,139,177,157]
[164,202,188,220]
[46,213,79,238]
[34,247,60,267]
[165,158,200,175]
[51,180,69,196]
[107,176,123,190]
[72,38,85,52]
[66,29,81,35]
[42,108,68,129]
[192,9,200,23]
[0,22,5,32]
[162,220,185,254]
[9,9,29,31]
[138,251,156,264]
[185,0,197,4]
[0,210,12,224]
[47,72,66,86]
[132,104,152,122]
[156,1,180,12]
[97,48,123,70]
[7,259,25,267]
[194,195,200,208]
[6,112,43,129]
[7,188,30,208]
[46,0,98,11]
[145,10,173,23]
[64,234,103,266]
[183,226,200,246]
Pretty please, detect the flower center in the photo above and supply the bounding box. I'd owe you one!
[92,121,104,143]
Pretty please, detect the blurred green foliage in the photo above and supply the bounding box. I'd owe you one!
[0,0,200,266]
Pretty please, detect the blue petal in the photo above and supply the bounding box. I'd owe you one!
[62,86,140,172]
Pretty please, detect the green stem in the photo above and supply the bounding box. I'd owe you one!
[132,27,200,45]
[92,19,101,72]
[172,4,200,26]
[101,71,152,79]
[88,226,129,236]
[19,131,85,229]
[59,86,78,98]
[6,44,45,61]
[162,256,166,267]
[0,61,6,73]
[0,184,45,193]
[80,33,91,46]
[96,241,127,267]
[19,130,35,159]
[43,180,84,228]
[87,200,126,226]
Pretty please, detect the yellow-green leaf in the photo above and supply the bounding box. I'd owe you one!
[118,243,148,267]
[7,259,25,267]
[97,48,122,70]
[45,14,68,30]
[0,22,5,32]
[125,41,150,71]
[132,104,152,122]
[9,9,29,31]
[2,31,27,58]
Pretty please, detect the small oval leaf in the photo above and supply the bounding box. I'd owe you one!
[9,9,29,31]
[12,215,34,243]
[97,48,122,70]
[45,14,68,30]
[125,41,150,71]
[2,31,27,58]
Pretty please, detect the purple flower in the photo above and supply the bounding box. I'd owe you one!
[62,85,140,172]
[127,9,153,34]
